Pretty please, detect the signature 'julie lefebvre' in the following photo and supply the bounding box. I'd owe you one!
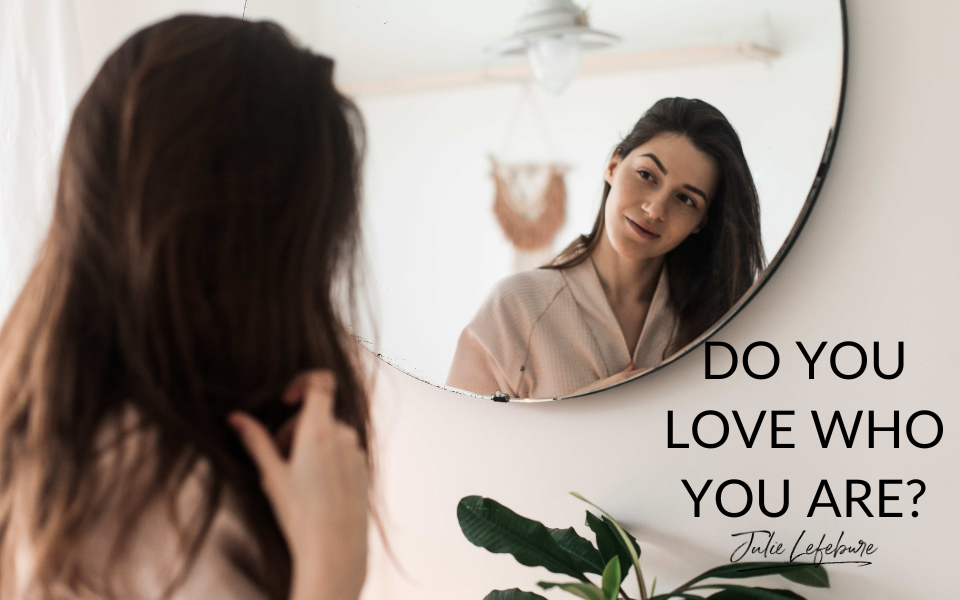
[731,530,877,566]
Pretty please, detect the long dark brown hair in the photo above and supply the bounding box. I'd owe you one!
[548,97,765,353]
[0,15,369,600]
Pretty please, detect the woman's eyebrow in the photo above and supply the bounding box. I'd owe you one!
[641,153,707,201]
[640,153,668,174]
[684,184,708,201]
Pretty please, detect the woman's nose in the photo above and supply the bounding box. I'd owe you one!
[641,194,669,220]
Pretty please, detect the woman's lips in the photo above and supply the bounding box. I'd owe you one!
[626,216,661,240]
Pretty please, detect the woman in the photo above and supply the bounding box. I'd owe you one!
[0,16,370,600]
[447,98,765,399]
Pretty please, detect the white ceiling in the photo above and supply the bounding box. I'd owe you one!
[243,0,838,85]
[72,0,245,80]
[69,0,840,88]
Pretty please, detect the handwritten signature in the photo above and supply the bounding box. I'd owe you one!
[730,530,877,566]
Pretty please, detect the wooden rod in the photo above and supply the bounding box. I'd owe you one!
[338,41,779,97]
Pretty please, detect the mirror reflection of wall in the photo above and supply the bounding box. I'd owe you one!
[246,0,844,398]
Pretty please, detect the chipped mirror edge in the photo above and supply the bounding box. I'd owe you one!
[361,0,849,403]
[352,0,850,404]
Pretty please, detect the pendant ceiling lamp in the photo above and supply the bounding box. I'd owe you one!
[485,0,620,95]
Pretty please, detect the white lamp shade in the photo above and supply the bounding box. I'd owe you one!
[526,36,581,95]
[485,0,618,95]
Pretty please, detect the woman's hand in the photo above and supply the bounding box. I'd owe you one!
[229,370,368,600]
[571,362,644,396]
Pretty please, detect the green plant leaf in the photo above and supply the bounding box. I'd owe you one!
[677,562,828,590]
[484,589,550,600]
[585,511,638,584]
[601,557,621,600]
[572,493,645,599]
[458,496,590,581]
[702,585,806,599]
[779,566,829,588]
[550,526,605,575]
[539,581,605,600]
[647,594,704,600]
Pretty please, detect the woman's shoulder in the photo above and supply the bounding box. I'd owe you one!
[448,268,571,396]
[461,268,570,358]
[9,411,269,600]
[100,417,267,600]
[480,268,569,321]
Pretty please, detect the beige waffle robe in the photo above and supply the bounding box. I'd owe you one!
[6,414,270,600]
[446,257,678,399]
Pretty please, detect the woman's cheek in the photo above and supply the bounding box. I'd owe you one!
[667,219,700,250]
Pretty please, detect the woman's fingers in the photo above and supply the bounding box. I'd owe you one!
[230,370,369,600]
[231,369,364,488]
[294,371,340,447]
[229,411,285,484]
[335,423,363,458]
[284,369,337,405]
[275,413,300,457]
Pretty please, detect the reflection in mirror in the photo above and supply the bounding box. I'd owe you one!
[245,0,845,400]
[446,99,763,399]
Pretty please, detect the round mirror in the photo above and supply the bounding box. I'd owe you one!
[245,0,847,401]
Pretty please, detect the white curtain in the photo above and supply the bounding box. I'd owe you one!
[0,0,85,319]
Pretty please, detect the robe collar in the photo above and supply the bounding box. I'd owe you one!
[560,256,678,374]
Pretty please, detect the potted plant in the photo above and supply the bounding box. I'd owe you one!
[457,493,830,600]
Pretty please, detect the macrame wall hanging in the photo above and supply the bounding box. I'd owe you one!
[491,85,570,272]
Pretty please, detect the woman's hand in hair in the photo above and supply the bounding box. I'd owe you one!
[229,370,368,600]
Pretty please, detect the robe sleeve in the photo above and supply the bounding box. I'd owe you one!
[446,325,518,398]
[9,423,273,600]
[159,485,269,600]
[118,463,272,600]
[446,270,564,399]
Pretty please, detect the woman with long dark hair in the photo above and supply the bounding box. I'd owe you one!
[0,15,371,600]
[448,98,765,399]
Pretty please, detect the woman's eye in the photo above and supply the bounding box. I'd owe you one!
[678,194,697,207]
[637,170,654,181]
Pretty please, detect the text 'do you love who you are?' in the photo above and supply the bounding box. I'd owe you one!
[668,341,939,521]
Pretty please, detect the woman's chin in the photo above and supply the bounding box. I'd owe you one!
[611,241,663,263]
[600,228,667,263]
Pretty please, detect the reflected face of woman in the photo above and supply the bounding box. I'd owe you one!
[603,133,719,261]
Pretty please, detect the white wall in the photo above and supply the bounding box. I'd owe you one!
[4,2,957,599]
[362,1,960,598]
[72,0,245,80]
[0,0,244,318]
[0,0,84,318]
[357,1,843,385]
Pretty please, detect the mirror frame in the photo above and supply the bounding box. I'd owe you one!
[458,0,850,403]
[241,1,850,402]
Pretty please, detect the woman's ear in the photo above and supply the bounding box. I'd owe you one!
[604,149,622,186]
